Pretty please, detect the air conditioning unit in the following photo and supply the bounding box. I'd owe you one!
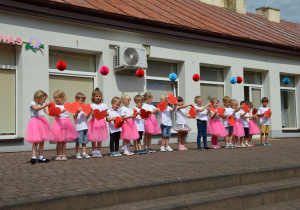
[114,46,147,75]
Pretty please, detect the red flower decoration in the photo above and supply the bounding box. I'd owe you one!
[237,76,243,84]
[56,60,67,71]
[252,108,258,119]
[210,102,216,113]
[136,69,145,78]
[133,109,137,119]
[192,74,200,82]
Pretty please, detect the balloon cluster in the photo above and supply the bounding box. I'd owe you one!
[230,76,243,84]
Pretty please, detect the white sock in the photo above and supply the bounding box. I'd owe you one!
[127,143,130,152]
[82,153,86,155]
[39,156,43,160]
[76,153,80,155]
[32,156,36,159]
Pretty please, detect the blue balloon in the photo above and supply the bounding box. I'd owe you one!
[283,78,290,85]
[230,77,237,84]
[169,73,177,81]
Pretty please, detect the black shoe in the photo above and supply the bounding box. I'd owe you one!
[204,147,211,150]
[30,158,36,164]
[38,158,50,163]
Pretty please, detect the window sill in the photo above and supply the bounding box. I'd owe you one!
[282,129,300,133]
[0,137,24,143]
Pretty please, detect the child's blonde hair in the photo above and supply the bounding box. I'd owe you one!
[231,99,238,107]
[121,94,131,106]
[134,95,143,103]
[143,92,153,101]
[160,95,166,102]
[223,96,231,103]
[53,90,67,102]
[210,98,219,104]
[194,96,202,103]
[75,92,86,100]
[91,88,103,103]
[33,90,48,103]
[111,96,121,104]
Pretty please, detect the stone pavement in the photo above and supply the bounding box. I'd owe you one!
[0,138,300,208]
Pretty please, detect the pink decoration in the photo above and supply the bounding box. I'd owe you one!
[100,66,109,75]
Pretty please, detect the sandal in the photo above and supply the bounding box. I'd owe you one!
[55,156,62,161]
[61,155,68,160]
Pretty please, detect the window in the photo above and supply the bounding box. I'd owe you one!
[200,66,224,102]
[244,72,262,85]
[0,45,16,137]
[280,75,297,129]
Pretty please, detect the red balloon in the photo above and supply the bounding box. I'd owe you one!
[56,60,67,71]
[136,69,145,78]
[237,76,243,84]
[192,74,200,81]
[100,66,109,75]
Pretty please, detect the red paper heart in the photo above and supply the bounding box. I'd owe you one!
[114,116,124,128]
[168,93,178,104]
[64,101,80,114]
[80,104,91,115]
[217,106,224,116]
[48,101,61,117]
[140,109,151,119]
[93,110,107,121]
[243,103,249,113]
[228,115,235,126]
[264,109,271,118]
[157,101,167,112]
[252,108,258,119]
[189,106,197,118]
[210,102,216,113]
[133,109,137,119]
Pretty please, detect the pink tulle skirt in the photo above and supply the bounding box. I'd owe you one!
[52,118,79,142]
[207,119,228,137]
[249,119,260,135]
[144,115,161,135]
[232,120,245,137]
[121,119,139,140]
[26,117,55,143]
[87,118,108,142]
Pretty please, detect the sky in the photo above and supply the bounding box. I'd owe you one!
[246,0,300,23]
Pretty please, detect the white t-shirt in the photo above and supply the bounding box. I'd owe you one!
[142,103,156,111]
[175,108,187,125]
[234,110,242,120]
[91,103,108,112]
[210,110,221,120]
[30,101,45,117]
[120,106,133,117]
[133,107,144,132]
[159,106,173,126]
[73,111,88,131]
[56,104,69,118]
[258,106,270,125]
[195,105,208,121]
[240,110,249,128]
[223,108,234,127]
[107,109,122,133]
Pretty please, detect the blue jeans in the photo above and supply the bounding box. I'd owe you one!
[197,120,207,148]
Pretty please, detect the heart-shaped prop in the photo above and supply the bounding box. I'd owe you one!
[189,106,197,118]
[264,109,271,118]
[81,104,91,115]
[48,101,61,117]
[210,102,216,113]
[93,110,107,121]
[140,109,151,119]
[64,101,80,114]
[228,115,235,126]
[243,103,249,113]
[133,109,137,119]
[252,108,258,119]
[114,116,124,128]
[217,106,224,116]
[168,93,178,104]
[157,101,167,112]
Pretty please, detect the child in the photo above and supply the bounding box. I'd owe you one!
[248,101,260,146]
[73,92,91,159]
[231,100,245,147]
[222,96,235,149]
[88,88,108,157]
[120,94,139,155]
[52,90,79,160]
[172,96,192,151]
[257,97,272,146]
[159,95,177,152]
[133,95,146,155]
[142,92,161,153]
[207,98,228,149]
[107,97,122,157]
[194,96,210,150]
[26,90,54,164]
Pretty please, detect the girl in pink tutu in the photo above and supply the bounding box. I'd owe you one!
[88,88,108,158]
[52,90,79,161]
[120,94,139,155]
[207,98,228,149]
[231,100,245,147]
[142,92,161,153]
[248,102,260,146]
[172,96,192,151]
[26,90,55,164]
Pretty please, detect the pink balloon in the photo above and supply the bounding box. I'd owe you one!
[100,66,109,75]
